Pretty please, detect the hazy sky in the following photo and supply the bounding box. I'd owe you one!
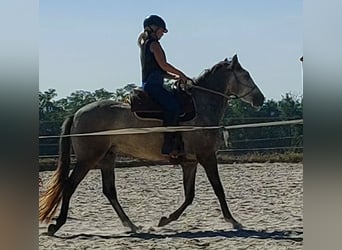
[39,0,302,101]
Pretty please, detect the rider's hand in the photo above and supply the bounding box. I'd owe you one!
[179,73,190,84]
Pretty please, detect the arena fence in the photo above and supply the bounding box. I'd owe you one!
[39,119,303,158]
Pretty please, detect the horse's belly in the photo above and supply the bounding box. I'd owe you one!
[113,134,165,161]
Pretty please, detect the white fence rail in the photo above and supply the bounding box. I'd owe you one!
[39,119,303,139]
[39,119,303,158]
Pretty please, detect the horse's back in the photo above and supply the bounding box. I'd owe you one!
[75,100,129,117]
[72,100,131,132]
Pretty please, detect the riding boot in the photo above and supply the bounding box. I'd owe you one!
[174,132,185,155]
[161,132,185,158]
[161,133,175,155]
[167,133,187,164]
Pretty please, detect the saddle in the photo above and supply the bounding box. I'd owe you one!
[130,88,196,122]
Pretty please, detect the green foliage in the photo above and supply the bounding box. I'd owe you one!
[39,88,118,155]
[39,87,121,123]
[221,92,303,152]
[39,88,61,121]
[114,83,137,102]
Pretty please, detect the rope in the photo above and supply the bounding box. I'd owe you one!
[39,119,303,139]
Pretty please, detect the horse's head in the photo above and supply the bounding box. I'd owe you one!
[224,55,265,108]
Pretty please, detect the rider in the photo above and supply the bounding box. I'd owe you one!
[137,14,190,159]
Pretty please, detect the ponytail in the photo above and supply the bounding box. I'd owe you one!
[137,30,149,48]
[137,26,157,48]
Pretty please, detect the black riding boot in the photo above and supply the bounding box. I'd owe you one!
[162,113,183,157]
[162,133,174,155]
[161,132,184,156]
[174,132,185,155]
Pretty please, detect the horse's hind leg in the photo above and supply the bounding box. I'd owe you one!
[198,152,242,229]
[158,161,197,227]
[99,150,139,233]
[47,162,90,235]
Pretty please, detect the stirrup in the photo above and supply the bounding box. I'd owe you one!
[167,150,186,164]
[170,149,185,158]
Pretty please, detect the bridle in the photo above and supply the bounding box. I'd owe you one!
[182,71,257,101]
[230,71,257,99]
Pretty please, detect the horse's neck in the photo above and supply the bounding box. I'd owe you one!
[192,76,228,125]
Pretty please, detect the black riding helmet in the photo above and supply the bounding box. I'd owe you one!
[143,15,168,33]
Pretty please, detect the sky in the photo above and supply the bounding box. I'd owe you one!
[39,0,302,101]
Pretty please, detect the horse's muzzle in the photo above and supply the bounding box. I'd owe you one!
[253,94,265,108]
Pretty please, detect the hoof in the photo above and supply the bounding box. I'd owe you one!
[233,221,243,230]
[225,217,243,230]
[47,224,57,236]
[158,216,169,227]
[123,221,141,233]
[130,224,142,233]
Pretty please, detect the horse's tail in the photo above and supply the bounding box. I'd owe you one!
[39,115,74,223]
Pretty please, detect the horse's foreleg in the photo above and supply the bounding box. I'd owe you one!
[198,153,242,229]
[158,162,197,227]
[47,163,90,235]
[100,152,139,233]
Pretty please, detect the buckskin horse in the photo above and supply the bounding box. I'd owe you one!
[39,55,264,235]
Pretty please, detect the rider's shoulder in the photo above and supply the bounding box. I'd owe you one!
[149,40,161,51]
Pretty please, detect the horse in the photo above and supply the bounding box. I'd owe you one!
[39,55,265,235]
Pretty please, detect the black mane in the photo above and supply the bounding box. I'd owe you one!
[195,60,231,83]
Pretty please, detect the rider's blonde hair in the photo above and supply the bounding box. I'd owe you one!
[137,25,158,48]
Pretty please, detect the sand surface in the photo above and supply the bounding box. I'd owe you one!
[39,163,303,249]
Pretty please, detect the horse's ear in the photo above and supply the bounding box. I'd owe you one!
[232,54,238,63]
[223,58,229,62]
[230,54,240,69]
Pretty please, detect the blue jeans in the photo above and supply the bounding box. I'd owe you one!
[142,71,181,126]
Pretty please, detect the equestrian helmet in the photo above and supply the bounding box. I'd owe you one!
[143,15,168,32]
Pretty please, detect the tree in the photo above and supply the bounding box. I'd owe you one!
[114,83,137,102]
[39,88,116,155]
[39,88,69,122]
[94,88,116,100]
[278,93,303,150]
[221,93,303,152]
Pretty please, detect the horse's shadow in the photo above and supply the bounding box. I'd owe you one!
[47,228,303,242]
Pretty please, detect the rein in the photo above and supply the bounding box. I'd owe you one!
[188,82,233,100]
[184,72,256,100]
